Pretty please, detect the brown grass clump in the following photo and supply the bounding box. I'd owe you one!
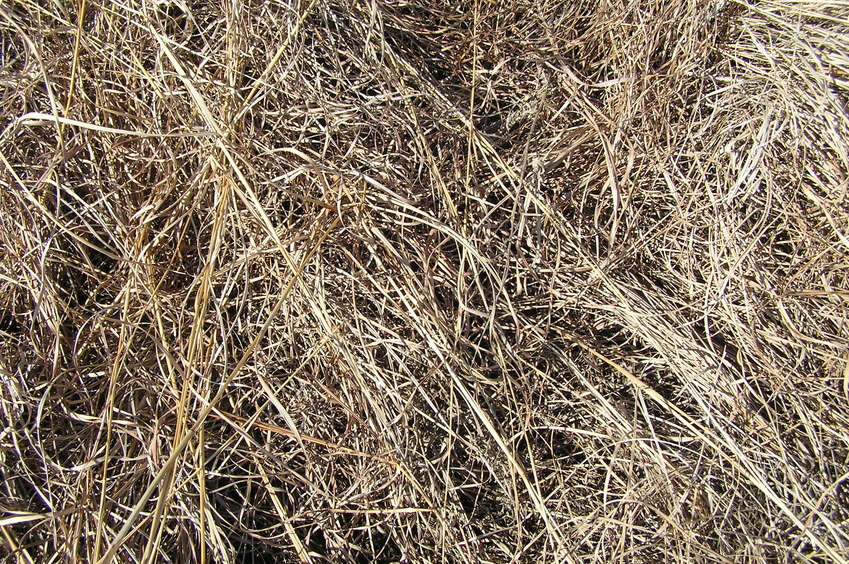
[1,0,848,561]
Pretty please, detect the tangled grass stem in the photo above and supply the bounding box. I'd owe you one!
[1,0,848,562]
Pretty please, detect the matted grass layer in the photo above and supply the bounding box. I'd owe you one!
[1,0,848,562]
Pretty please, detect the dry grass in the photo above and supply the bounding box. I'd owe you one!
[1,0,848,562]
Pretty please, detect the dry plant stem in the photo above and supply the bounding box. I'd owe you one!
[97,218,338,564]
[143,167,231,562]
[61,0,87,140]
[575,341,843,562]
[2,0,849,562]
[91,287,132,561]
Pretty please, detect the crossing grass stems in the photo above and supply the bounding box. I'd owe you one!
[0,0,848,562]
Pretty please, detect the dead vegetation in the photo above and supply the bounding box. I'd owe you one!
[1,0,848,561]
